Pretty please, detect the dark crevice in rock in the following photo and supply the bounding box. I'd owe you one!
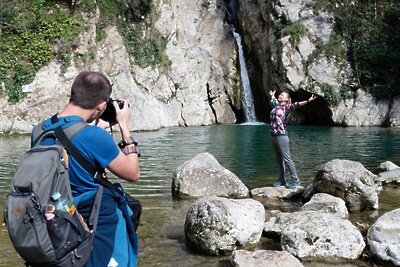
[206,82,219,124]
[383,96,394,127]
[289,90,335,125]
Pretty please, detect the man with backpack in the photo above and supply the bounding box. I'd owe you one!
[34,71,140,266]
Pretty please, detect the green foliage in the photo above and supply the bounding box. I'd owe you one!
[1,0,169,103]
[0,0,82,103]
[306,35,347,69]
[281,23,307,47]
[96,27,107,43]
[320,83,340,106]
[91,0,170,69]
[325,0,400,98]
[79,0,97,13]
[73,46,96,67]
[339,84,353,100]
[321,35,346,62]
[317,82,352,107]
[313,0,331,11]
[121,21,170,70]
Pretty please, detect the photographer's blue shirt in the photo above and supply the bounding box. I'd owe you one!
[41,116,120,196]
[37,115,137,267]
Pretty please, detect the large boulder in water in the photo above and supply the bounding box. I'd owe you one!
[171,153,249,199]
[303,159,381,212]
[301,193,349,218]
[376,161,399,172]
[281,212,365,262]
[368,208,400,266]
[185,196,265,255]
[377,169,400,185]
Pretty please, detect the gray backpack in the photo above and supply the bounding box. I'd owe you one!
[5,116,103,267]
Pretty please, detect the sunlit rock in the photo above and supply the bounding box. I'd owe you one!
[304,159,382,211]
[281,213,365,262]
[172,153,249,199]
[377,169,400,185]
[185,196,264,255]
[377,161,399,172]
[368,208,400,266]
[230,250,304,267]
[301,193,348,218]
[251,186,304,200]
[0,0,238,133]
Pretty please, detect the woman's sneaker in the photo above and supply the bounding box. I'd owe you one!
[285,178,300,189]
[273,179,286,187]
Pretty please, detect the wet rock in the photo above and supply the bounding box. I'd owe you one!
[377,169,400,185]
[305,159,381,211]
[264,211,316,238]
[230,250,304,267]
[281,213,365,262]
[368,208,400,266]
[301,193,348,218]
[377,161,399,172]
[185,196,265,255]
[251,186,304,200]
[172,153,249,199]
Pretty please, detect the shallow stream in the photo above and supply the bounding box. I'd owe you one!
[1,124,399,266]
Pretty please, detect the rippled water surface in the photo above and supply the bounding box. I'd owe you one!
[1,125,399,266]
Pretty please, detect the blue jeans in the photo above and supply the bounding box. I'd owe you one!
[271,135,299,181]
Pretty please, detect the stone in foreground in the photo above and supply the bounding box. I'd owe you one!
[185,196,264,255]
[172,153,249,199]
[368,208,400,266]
[281,212,365,262]
[230,250,304,267]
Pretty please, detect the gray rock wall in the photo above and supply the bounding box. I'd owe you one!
[0,0,239,133]
[238,0,400,126]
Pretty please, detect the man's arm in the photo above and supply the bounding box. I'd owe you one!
[107,99,140,182]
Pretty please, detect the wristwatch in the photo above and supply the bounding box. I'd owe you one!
[121,144,141,157]
[118,136,138,149]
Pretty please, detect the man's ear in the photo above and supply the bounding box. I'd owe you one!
[97,101,107,112]
[93,101,107,120]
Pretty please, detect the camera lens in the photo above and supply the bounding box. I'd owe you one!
[100,98,124,124]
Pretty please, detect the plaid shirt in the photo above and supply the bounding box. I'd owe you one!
[269,97,299,136]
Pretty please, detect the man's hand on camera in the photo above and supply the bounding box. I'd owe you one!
[114,99,131,129]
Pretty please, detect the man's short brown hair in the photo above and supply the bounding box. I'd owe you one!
[70,71,112,109]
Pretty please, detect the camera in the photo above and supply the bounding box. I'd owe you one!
[100,98,124,124]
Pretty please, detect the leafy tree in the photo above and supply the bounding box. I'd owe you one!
[331,0,400,98]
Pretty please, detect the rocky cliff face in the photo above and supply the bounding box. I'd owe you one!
[0,0,239,133]
[2,0,400,134]
[239,0,400,126]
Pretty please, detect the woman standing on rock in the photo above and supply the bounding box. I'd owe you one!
[269,90,317,189]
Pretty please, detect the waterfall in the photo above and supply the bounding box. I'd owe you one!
[233,31,257,123]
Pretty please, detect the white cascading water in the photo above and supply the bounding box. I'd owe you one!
[233,31,257,122]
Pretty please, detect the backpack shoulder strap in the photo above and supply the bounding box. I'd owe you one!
[31,121,45,146]
[50,115,105,179]
[63,120,88,140]
[31,115,86,147]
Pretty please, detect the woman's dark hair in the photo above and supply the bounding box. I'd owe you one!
[70,71,112,109]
